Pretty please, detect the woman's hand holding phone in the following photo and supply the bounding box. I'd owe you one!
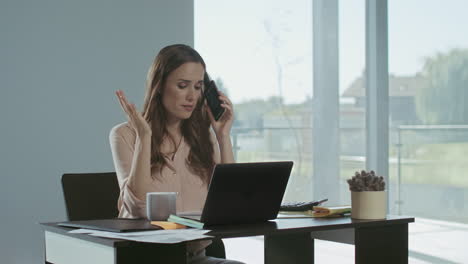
[115,90,152,137]
[206,89,234,140]
[204,81,225,121]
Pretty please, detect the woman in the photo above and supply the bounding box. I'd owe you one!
[109,44,245,264]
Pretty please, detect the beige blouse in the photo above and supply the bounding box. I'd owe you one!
[109,122,220,252]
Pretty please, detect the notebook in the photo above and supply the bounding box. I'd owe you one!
[58,218,162,232]
[171,161,293,227]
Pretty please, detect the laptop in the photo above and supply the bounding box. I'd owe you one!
[181,161,293,226]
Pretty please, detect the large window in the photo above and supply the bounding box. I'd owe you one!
[196,0,468,263]
[196,0,315,202]
[388,0,468,263]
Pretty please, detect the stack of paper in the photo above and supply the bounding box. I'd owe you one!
[278,205,351,219]
[68,228,212,244]
[150,221,186,230]
[312,206,351,217]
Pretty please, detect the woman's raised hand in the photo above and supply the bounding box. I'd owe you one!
[116,90,152,137]
[207,91,234,140]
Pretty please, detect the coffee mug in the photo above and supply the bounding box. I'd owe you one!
[146,192,177,221]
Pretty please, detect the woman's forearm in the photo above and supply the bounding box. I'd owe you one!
[126,135,154,200]
[217,134,235,164]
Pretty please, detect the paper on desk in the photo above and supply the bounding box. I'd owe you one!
[69,229,96,234]
[68,228,212,244]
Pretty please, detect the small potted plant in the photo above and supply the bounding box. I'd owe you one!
[347,170,387,219]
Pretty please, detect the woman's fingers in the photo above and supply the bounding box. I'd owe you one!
[116,91,140,126]
[115,90,151,136]
[119,91,132,110]
[204,91,234,124]
[221,103,233,113]
[220,106,233,122]
[129,104,141,124]
[219,95,233,117]
[116,90,131,115]
[115,91,126,110]
[218,94,232,107]
[218,91,230,100]
[130,103,139,118]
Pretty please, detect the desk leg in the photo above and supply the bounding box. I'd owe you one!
[116,242,187,264]
[264,233,314,264]
[355,223,408,264]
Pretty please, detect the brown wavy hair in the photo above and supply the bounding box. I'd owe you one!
[142,44,214,184]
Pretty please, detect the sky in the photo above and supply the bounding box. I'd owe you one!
[195,0,468,104]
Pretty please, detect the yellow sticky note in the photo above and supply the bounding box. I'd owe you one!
[151,221,186,230]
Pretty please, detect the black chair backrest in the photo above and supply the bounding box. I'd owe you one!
[61,172,120,221]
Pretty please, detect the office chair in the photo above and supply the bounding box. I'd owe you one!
[61,172,226,259]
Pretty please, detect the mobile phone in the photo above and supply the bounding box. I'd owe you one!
[204,80,225,121]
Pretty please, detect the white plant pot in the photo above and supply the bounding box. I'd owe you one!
[351,191,387,220]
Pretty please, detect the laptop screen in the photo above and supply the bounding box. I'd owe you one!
[199,161,293,226]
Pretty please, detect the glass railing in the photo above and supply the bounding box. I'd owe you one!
[231,125,468,224]
[391,125,468,224]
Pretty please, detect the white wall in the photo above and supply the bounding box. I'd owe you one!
[0,0,194,262]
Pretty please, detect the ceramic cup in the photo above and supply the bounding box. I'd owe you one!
[146,192,177,221]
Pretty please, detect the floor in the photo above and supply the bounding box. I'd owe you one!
[222,217,468,264]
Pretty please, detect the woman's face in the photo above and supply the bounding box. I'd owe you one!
[162,62,204,123]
